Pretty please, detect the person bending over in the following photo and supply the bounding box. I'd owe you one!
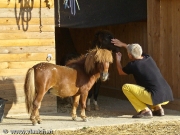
[111,39,174,118]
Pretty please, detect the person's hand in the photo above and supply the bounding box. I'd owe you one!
[116,52,122,62]
[111,39,127,48]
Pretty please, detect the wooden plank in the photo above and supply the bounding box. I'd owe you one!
[0,66,58,76]
[0,63,57,76]
[0,18,54,25]
[1,95,25,104]
[0,75,25,84]
[0,32,55,39]
[0,53,55,62]
[0,91,25,102]
[0,8,54,18]
[147,0,160,64]
[170,0,180,98]
[159,0,172,85]
[0,39,55,47]
[1,0,54,8]
[176,1,180,98]
[4,103,27,115]
[0,83,24,91]
[0,46,55,54]
[4,94,57,116]
[2,93,56,104]
[0,68,28,76]
[0,61,55,69]
[0,25,54,33]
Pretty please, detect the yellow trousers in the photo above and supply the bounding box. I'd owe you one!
[122,84,169,112]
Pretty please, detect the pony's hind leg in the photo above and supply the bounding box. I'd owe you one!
[30,95,43,125]
[72,95,80,121]
[30,104,39,125]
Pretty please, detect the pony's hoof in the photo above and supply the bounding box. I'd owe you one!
[81,116,88,122]
[72,117,77,121]
[32,122,37,126]
[31,119,37,126]
[72,116,77,121]
[37,120,42,124]
[83,118,88,122]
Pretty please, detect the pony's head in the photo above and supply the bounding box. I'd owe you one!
[92,30,120,52]
[85,48,113,81]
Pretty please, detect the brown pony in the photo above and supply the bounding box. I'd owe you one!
[24,48,113,125]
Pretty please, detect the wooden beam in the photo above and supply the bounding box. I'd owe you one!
[0,46,55,54]
[0,39,55,47]
[1,0,54,8]
[0,53,55,62]
[147,0,160,64]
[0,32,55,39]
[0,61,55,69]
[0,8,54,18]
[0,18,54,25]
[0,25,54,33]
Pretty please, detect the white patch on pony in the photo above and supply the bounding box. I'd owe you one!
[104,75,108,81]
[52,67,56,70]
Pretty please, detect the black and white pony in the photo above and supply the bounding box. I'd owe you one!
[86,30,120,111]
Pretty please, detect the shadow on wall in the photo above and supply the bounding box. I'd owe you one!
[0,78,17,117]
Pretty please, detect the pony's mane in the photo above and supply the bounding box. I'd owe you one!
[85,47,113,73]
[66,48,113,74]
[66,55,85,65]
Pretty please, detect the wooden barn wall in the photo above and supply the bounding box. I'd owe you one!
[67,22,147,99]
[148,0,180,110]
[0,0,56,116]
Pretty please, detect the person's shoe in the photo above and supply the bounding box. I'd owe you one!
[86,105,91,111]
[132,110,153,118]
[152,108,164,116]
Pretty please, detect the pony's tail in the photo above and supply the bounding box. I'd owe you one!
[24,68,35,114]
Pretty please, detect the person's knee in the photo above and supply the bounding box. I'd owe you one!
[122,83,130,93]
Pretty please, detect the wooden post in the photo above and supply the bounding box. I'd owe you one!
[147,0,160,65]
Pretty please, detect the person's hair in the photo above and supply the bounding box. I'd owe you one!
[127,44,142,59]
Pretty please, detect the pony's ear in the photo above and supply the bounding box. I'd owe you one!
[85,51,96,73]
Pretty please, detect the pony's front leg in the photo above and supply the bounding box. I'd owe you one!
[80,93,88,122]
[71,95,80,121]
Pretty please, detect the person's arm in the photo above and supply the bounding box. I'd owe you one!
[111,39,128,49]
[115,52,127,75]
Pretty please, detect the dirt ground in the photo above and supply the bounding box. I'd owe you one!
[55,96,180,135]
[54,120,180,135]
[1,96,180,135]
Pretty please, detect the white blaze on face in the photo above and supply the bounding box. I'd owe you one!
[100,72,109,81]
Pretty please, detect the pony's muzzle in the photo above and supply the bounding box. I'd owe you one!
[100,72,109,81]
